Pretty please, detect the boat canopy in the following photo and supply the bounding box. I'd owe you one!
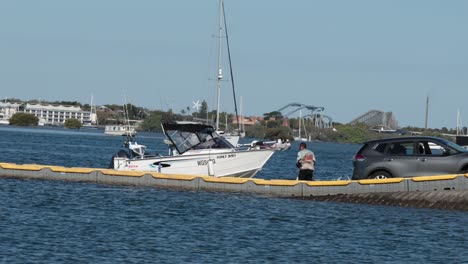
[162,122,234,154]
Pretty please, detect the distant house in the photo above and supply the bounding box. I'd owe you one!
[231,115,291,128]
[24,103,92,126]
[231,116,260,126]
[0,102,21,124]
[97,105,112,112]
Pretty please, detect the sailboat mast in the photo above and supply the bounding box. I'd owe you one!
[215,0,223,131]
[457,109,464,136]
[298,110,302,139]
[240,95,244,132]
[90,93,98,126]
[222,0,240,132]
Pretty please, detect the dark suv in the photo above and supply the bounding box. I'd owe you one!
[352,136,468,180]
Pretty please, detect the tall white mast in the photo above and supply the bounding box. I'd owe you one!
[215,0,223,131]
[457,109,464,135]
[298,110,302,139]
[240,95,244,133]
[90,93,98,125]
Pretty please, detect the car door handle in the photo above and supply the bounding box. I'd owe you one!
[384,158,394,161]
[418,158,427,162]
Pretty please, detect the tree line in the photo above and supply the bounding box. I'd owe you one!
[5,98,464,143]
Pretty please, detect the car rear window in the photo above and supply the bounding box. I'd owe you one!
[387,141,414,155]
[374,143,387,153]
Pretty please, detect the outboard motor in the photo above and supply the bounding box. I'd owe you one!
[108,149,131,169]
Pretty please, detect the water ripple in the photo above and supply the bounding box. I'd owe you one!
[0,127,468,263]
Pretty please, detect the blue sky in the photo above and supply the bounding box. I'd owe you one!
[1,0,467,129]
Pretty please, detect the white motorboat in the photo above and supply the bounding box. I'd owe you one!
[105,100,138,136]
[104,125,137,136]
[272,139,292,151]
[110,122,275,178]
[238,139,291,152]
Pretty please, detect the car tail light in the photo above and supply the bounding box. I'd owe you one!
[353,153,366,161]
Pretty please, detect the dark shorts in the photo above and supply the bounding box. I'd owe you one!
[298,169,314,181]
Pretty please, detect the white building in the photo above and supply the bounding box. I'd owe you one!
[24,104,92,125]
[0,102,21,124]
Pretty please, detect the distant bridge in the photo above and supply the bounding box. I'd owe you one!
[276,103,333,129]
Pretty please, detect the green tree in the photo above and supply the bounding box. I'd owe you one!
[97,111,115,125]
[199,100,208,118]
[264,126,293,141]
[104,104,121,111]
[323,124,371,143]
[9,113,39,126]
[64,118,82,129]
[140,111,164,131]
[263,111,283,119]
[289,118,299,130]
[266,120,280,128]
[82,104,91,111]
[124,103,141,119]
[245,123,267,139]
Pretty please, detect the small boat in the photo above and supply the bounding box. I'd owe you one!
[238,139,291,152]
[105,99,138,136]
[104,125,137,136]
[272,139,292,151]
[294,110,308,142]
[110,122,275,178]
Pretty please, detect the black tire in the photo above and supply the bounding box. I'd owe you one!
[368,170,392,179]
[460,166,468,174]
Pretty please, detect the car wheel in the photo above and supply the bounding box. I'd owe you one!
[368,171,391,179]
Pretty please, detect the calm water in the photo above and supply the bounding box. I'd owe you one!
[0,126,467,263]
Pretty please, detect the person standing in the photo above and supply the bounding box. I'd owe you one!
[296,142,316,181]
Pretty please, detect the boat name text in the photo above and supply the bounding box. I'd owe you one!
[197,159,216,166]
[216,154,236,159]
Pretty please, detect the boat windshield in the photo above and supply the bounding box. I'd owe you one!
[163,122,234,154]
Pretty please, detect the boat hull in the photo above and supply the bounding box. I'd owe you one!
[113,149,274,178]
